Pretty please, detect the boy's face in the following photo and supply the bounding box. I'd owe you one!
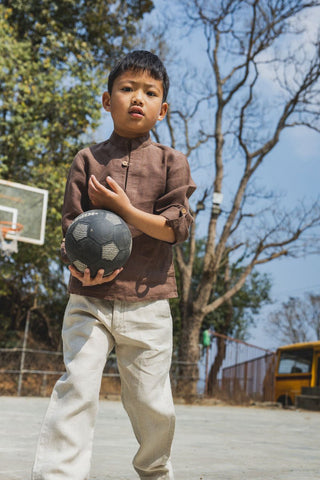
[102,70,168,138]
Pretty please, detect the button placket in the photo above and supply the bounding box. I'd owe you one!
[123,141,132,191]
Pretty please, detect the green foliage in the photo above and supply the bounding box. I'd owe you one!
[2,0,153,66]
[0,256,68,347]
[208,268,272,338]
[0,0,154,347]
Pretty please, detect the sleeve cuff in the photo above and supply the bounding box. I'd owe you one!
[160,206,194,244]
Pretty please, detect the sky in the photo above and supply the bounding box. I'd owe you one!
[246,127,320,348]
[96,1,320,351]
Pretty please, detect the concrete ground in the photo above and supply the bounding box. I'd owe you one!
[1,396,319,480]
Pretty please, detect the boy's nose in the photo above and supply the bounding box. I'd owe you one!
[131,91,143,105]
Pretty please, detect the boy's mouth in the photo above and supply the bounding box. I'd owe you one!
[129,106,144,118]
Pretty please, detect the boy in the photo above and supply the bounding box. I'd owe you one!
[32,50,196,480]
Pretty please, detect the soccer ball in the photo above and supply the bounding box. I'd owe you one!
[65,209,132,277]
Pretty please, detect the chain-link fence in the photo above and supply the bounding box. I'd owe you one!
[1,332,275,402]
[198,332,276,402]
[0,347,121,397]
[0,347,200,398]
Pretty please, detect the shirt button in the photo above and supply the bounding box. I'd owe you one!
[122,160,129,167]
[181,207,187,214]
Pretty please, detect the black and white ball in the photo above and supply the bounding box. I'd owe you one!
[65,209,132,277]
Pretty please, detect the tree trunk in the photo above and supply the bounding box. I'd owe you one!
[207,258,233,396]
[207,336,227,396]
[176,311,203,398]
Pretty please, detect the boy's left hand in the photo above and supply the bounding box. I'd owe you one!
[88,175,131,218]
[69,265,123,286]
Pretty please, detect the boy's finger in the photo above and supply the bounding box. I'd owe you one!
[103,268,123,282]
[90,175,102,191]
[84,268,91,275]
[92,268,122,285]
[106,176,122,193]
[82,269,91,283]
[68,265,82,278]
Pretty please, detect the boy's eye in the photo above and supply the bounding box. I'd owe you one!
[147,91,157,97]
[121,87,132,92]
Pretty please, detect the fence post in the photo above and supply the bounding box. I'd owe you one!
[205,346,209,394]
[17,307,32,396]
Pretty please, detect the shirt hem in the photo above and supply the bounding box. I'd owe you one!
[67,288,178,302]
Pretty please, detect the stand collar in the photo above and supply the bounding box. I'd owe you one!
[109,131,152,151]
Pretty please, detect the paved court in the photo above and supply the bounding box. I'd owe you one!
[1,396,319,480]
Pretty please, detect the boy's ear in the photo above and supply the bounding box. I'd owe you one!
[158,102,168,122]
[102,92,111,112]
[158,102,169,121]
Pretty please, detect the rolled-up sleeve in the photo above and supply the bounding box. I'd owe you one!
[154,152,196,244]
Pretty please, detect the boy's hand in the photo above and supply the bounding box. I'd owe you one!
[68,265,123,286]
[89,174,175,243]
[88,175,131,217]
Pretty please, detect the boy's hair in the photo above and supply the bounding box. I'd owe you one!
[108,50,169,102]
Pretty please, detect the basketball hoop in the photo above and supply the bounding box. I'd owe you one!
[0,221,24,255]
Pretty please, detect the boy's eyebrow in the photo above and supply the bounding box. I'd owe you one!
[119,78,162,92]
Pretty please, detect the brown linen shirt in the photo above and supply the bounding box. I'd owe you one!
[61,131,196,301]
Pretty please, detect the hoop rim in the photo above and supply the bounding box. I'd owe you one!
[0,220,24,238]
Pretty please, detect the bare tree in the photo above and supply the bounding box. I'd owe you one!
[267,294,320,344]
[151,0,320,396]
[309,294,320,339]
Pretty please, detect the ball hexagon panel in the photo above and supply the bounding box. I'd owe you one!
[72,223,88,242]
[73,259,88,273]
[105,212,122,225]
[102,242,119,261]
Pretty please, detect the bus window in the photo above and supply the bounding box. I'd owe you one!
[277,348,313,374]
[275,342,320,407]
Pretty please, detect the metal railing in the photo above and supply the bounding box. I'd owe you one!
[0,347,199,397]
[221,352,276,402]
[0,347,120,397]
[1,332,276,402]
[198,331,276,402]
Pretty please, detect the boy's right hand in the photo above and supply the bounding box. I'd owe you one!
[68,265,122,286]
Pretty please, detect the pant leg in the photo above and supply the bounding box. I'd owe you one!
[32,294,114,480]
[114,299,175,480]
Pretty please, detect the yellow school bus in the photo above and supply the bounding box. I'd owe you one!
[274,341,320,406]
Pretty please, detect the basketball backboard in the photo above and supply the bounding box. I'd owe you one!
[0,180,48,246]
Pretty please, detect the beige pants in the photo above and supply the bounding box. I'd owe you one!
[32,294,175,480]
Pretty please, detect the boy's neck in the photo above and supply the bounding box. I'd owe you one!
[113,130,150,140]
[111,130,150,141]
